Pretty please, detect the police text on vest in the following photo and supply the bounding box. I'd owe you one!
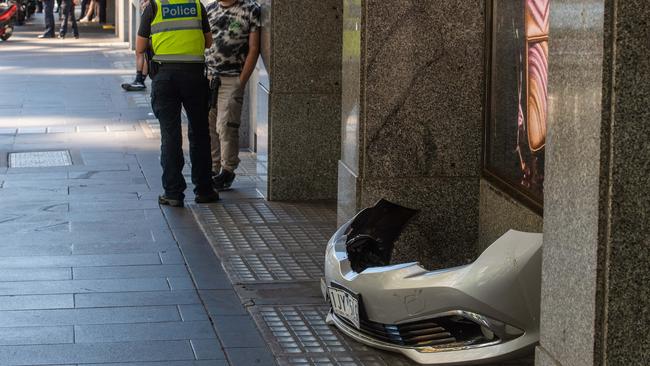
[161,3,198,19]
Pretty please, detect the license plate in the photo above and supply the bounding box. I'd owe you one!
[328,284,360,329]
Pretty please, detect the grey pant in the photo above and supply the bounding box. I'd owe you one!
[209,75,244,173]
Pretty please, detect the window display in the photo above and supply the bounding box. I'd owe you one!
[484,0,550,212]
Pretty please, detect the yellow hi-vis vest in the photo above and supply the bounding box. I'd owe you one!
[150,0,205,63]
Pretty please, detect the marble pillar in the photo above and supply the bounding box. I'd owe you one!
[265,0,343,201]
[537,1,650,365]
[338,0,486,269]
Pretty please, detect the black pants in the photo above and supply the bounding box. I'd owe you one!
[59,0,77,37]
[43,0,55,36]
[79,0,88,19]
[151,64,212,200]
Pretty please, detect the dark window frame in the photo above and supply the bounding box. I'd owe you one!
[481,0,544,215]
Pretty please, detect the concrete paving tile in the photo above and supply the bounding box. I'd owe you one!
[177,305,209,322]
[0,326,73,346]
[17,127,47,134]
[0,201,68,215]
[0,268,72,281]
[66,229,167,245]
[73,265,190,280]
[69,200,159,211]
[139,191,167,200]
[76,321,217,343]
[167,277,196,291]
[160,249,185,264]
[198,290,247,316]
[0,224,71,237]
[9,164,130,174]
[0,232,75,248]
[224,347,277,366]
[0,278,170,296]
[76,125,109,133]
[1,172,69,180]
[0,340,195,365]
[72,241,178,255]
[68,170,145,180]
[80,152,134,160]
[70,220,169,233]
[190,339,226,360]
[83,361,228,366]
[107,124,137,132]
[69,184,150,194]
[0,253,161,268]
[67,192,142,201]
[161,206,199,229]
[0,243,73,257]
[0,306,181,327]
[211,316,266,349]
[75,291,201,308]
[0,295,74,311]
[171,229,217,265]
[0,187,68,195]
[185,265,233,291]
[47,126,77,134]
[0,179,74,188]
[68,208,165,222]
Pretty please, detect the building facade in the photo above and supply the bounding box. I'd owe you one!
[113,1,649,365]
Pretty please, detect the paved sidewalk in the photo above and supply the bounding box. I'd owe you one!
[0,18,273,366]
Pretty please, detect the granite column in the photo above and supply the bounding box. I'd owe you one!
[338,0,487,269]
[537,1,650,365]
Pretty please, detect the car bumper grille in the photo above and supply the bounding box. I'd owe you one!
[339,317,458,347]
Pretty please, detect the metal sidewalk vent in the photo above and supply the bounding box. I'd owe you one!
[8,150,73,168]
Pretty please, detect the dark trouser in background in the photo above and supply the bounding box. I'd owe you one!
[150,63,212,200]
[79,0,88,19]
[43,0,55,37]
[59,0,77,37]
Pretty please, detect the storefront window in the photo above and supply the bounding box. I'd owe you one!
[484,0,550,213]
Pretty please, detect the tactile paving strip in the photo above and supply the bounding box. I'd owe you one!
[8,150,72,168]
[276,354,418,366]
[207,224,333,253]
[196,201,337,226]
[224,252,324,282]
[253,305,372,354]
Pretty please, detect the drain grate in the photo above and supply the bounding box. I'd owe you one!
[208,224,332,253]
[225,252,324,282]
[8,150,72,168]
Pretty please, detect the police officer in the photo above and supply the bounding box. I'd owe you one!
[136,0,218,207]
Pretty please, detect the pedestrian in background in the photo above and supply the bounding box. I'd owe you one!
[79,0,98,22]
[79,0,88,20]
[205,0,260,191]
[38,0,55,38]
[121,0,150,91]
[136,0,219,207]
[58,0,78,39]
